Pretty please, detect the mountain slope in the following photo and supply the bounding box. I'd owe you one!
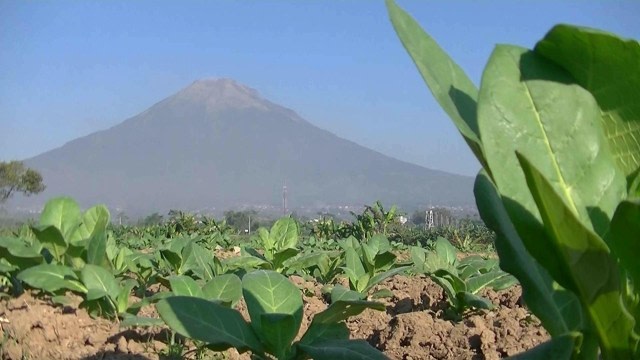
[16,79,474,214]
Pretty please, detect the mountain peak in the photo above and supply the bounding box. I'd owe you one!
[172,78,268,111]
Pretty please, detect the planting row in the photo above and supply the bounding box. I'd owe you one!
[0,197,516,359]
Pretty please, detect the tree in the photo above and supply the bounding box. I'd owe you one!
[410,209,426,226]
[0,161,45,203]
[140,212,163,226]
[224,210,260,233]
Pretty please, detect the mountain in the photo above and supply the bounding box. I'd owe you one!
[14,78,474,215]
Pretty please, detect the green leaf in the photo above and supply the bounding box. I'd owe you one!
[38,197,82,242]
[284,251,327,272]
[0,237,43,270]
[182,242,215,281]
[51,295,72,306]
[608,200,640,274]
[433,269,466,294]
[156,296,264,354]
[223,255,269,271]
[518,153,636,358]
[272,247,299,271]
[270,217,298,250]
[370,288,394,299]
[508,333,580,360]
[299,323,350,346]
[535,25,640,181]
[356,274,370,293]
[385,0,485,167]
[298,339,388,360]
[85,288,109,301]
[410,246,450,274]
[410,246,428,272]
[257,228,273,254]
[300,300,384,346]
[474,170,581,336]
[242,270,303,349]
[466,270,511,294]
[457,292,494,311]
[86,231,108,266]
[330,285,365,303]
[367,235,391,255]
[17,264,87,293]
[434,237,457,267]
[120,314,164,328]
[105,235,118,262]
[344,247,366,282]
[65,243,87,270]
[31,225,68,262]
[71,205,110,244]
[458,256,491,279]
[477,45,626,286]
[81,264,120,301]
[117,279,137,314]
[0,237,41,258]
[260,313,297,358]
[0,260,17,273]
[160,248,184,273]
[202,274,242,306]
[364,266,410,293]
[312,300,385,325]
[488,274,519,291]
[168,275,204,298]
[373,252,396,273]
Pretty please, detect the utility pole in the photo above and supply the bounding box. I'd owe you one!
[248,215,251,235]
[282,181,288,216]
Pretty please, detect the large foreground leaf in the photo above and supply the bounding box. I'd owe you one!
[157,296,263,354]
[477,45,626,289]
[519,154,636,358]
[474,171,582,336]
[535,25,640,180]
[608,200,640,290]
[385,0,485,166]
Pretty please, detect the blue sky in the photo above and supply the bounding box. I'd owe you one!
[1,1,639,176]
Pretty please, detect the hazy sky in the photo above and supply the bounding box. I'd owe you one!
[1,1,639,176]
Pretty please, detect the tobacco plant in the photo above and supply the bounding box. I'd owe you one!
[157,270,388,359]
[388,0,640,357]
[411,237,516,319]
[330,235,409,301]
[9,197,111,294]
[236,217,302,273]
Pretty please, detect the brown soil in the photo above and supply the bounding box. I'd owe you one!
[0,275,548,360]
